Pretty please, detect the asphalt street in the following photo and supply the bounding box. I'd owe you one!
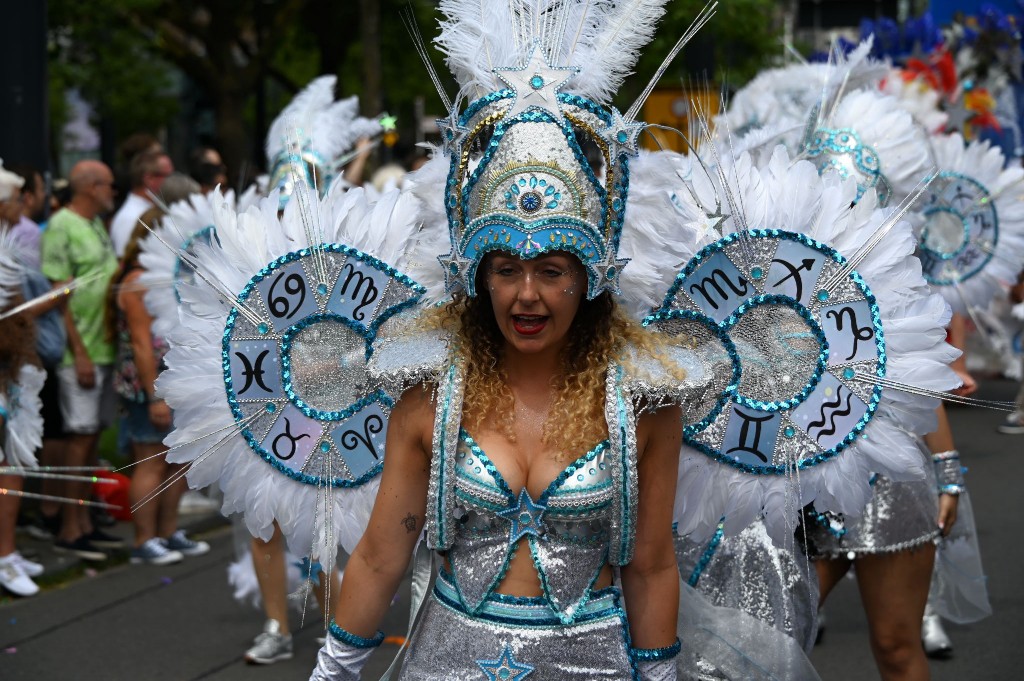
[1,379,1021,680]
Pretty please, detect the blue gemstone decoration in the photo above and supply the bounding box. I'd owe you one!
[266,402,277,413]
[616,130,628,144]
[817,290,830,302]
[320,441,331,453]
[258,323,269,335]
[842,367,855,380]
[751,266,764,280]
[529,74,544,90]
[477,645,535,681]
[316,283,328,296]
[519,191,542,213]
[449,94,629,300]
[783,426,795,438]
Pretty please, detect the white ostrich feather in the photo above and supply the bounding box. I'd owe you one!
[618,150,710,319]
[139,189,241,339]
[819,88,932,204]
[722,37,887,149]
[918,133,1024,315]
[265,76,382,169]
[0,365,45,468]
[671,146,959,545]
[157,177,422,561]
[435,0,669,104]
[881,70,949,134]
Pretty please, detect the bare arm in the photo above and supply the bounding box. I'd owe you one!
[331,386,433,638]
[343,137,373,187]
[947,314,976,396]
[119,270,170,429]
[54,279,94,388]
[621,405,683,650]
[923,404,959,536]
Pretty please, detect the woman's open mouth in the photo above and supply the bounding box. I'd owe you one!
[511,315,548,335]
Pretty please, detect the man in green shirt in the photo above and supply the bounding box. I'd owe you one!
[40,159,123,561]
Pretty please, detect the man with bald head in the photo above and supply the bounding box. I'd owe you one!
[39,159,122,561]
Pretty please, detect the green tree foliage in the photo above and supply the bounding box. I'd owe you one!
[48,0,178,160]
[48,1,782,173]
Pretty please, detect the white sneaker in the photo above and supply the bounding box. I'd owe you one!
[130,538,184,566]
[0,554,40,597]
[245,619,294,664]
[997,411,1024,435]
[12,551,44,577]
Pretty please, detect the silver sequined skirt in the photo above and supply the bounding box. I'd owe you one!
[399,570,637,680]
[808,474,940,558]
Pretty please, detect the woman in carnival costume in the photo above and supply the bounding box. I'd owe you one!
[305,1,727,677]
[709,31,1010,676]
[152,4,966,679]
[308,0,957,676]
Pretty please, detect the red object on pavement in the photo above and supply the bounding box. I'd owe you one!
[93,470,132,521]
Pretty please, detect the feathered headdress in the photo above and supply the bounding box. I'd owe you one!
[429,0,715,298]
[264,76,383,209]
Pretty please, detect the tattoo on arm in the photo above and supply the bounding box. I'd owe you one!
[401,513,420,534]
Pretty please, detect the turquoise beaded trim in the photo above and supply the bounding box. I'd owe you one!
[919,171,998,286]
[171,225,217,304]
[433,568,626,628]
[631,638,682,662]
[221,244,423,488]
[804,127,891,205]
[326,620,384,648]
[687,523,725,587]
[653,229,886,475]
[267,147,332,210]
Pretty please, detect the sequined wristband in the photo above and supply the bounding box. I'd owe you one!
[327,620,385,648]
[932,450,965,495]
[631,638,682,662]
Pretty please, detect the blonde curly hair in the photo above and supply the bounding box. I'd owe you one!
[434,287,667,461]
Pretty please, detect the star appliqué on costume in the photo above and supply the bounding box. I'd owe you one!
[593,252,630,295]
[598,107,646,157]
[436,109,469,157]
[494,44,577,122]
[477,644,535,681]
[438,250,474,292]
[498,489,547,543]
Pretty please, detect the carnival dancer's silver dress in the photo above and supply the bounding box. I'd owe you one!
[806,444,955,558]
[675,521,819,681]
[364,334,713,680]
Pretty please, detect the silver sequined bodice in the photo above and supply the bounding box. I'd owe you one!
[447,430,615,624]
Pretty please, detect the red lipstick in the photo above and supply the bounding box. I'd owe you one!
[512,315,548,335]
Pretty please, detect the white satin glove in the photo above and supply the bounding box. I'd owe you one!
[309,623,383,681]
[637,658,678,680]
[633,639,680,681]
